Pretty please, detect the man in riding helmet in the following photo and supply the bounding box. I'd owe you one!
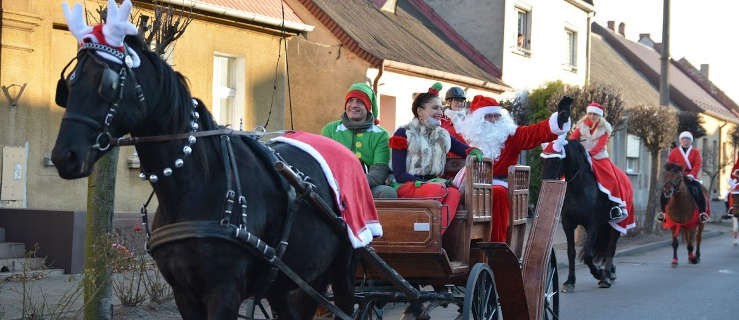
[455,95,572,242]
[660,131,709,223]
[322,83,397,198]
[440,86,468,146]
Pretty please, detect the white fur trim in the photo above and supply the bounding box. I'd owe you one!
[679,131,693,141]
[493,179,508,188]
[548,112,571,136]
[583,152,634,234]
[472,106,501,115]
[679,146,693,170]
[586,106,603,116]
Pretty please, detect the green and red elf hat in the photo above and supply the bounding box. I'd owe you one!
[428,82,443,96]
[345,83,379,124]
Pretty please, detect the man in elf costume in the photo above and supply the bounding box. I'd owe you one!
[660,131,709,223]
[322,83,396,198]
[456,95,572,242]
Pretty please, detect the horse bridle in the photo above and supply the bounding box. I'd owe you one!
[56,42,147,151]
[663,172,683,198]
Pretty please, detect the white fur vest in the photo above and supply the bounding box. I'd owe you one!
[405,118,451,177]
[576,119,612,160]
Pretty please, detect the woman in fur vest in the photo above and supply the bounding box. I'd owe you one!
[388,83,483,233]
[569,102,634,228]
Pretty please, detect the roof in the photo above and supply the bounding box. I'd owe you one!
[296,0,508,90]
[675,58,739,118]
[159,0,312,32]
[590,33,669,109]
[592,22,738,122]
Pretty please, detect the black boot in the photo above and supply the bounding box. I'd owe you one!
[686,180,708,222]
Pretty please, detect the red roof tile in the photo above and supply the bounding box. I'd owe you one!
[195,0,304,25]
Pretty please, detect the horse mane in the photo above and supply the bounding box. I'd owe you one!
[664,162,683,174]
[565,139,593,174]
[124,35,220,178]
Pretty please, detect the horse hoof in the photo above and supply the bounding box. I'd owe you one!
[561,283,575,293]
[671,258,678,266]
[689,257,700,264]
[598,279,612,288]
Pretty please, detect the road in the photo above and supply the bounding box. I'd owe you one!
[559,233,739,320]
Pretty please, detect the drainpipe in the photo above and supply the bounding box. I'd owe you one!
[718,120,728,196]
[373,61,384,120]
[585,11,592,85]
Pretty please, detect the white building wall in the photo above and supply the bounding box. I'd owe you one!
[501,0,590,92]
[425,0,592,93]
[367,69,501,131]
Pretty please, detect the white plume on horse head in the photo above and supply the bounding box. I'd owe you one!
[61,0,137,47]
[102,0,138,47]
[61,2,91,42]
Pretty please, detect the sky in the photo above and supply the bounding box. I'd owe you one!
[594,0,739,103]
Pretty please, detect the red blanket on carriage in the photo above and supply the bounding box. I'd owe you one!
[272,131,382,248]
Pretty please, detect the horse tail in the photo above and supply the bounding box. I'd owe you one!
[591,223,613,262]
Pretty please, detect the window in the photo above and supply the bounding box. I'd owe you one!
[212,55,243,128]
[626,134,640,174]
[515,7,531,54]
[564,28,577,71]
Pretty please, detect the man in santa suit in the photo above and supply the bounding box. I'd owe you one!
[724,152,739,219]
[456,95,572,242]
[660,131,709,223]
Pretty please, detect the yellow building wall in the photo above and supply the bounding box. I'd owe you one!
[697,114,738,200]
[0,0,288,211]
[284,0,373,134]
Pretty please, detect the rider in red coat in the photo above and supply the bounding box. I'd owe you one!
[660,131,708,223]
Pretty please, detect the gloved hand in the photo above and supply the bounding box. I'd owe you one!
[557,96,573,130]
[428,177,453,186]
[468,148,484,162]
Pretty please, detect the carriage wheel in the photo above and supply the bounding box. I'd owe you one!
[461,263,501,320]
[542,250,559,320]
[356,299,384,320]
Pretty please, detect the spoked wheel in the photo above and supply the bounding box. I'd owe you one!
[542,249,559,320]
[461,263,501,320]
[356,299,384,320]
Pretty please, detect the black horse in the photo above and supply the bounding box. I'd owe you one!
[541,140,621,291]
[51,34,355,319]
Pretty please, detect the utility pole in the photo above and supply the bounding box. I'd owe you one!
[659,0,671,107]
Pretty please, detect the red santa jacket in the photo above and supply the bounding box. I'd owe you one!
[667,146,702,179]
[493,120,558,177]
[731,155,739,180]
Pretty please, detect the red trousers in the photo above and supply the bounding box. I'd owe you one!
[397,182,461,234]
[491,185,510,242]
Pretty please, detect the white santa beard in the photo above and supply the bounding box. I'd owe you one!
[462,113,517,160]
[444,109,467,127]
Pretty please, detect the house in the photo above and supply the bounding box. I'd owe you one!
[591,21,739,214]
[284,0,510,132]
[424,0,595,93]
[0,0,312,211]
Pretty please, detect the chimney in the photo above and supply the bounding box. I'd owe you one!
[618,22,626,36]
[700,64,710,79]
[607,21,615,30]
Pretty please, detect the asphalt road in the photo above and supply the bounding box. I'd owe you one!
[559,232,739,320]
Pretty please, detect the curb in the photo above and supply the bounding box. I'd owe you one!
[614,230,724,257]
[554,229,725,269]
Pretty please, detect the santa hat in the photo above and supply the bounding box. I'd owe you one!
[345,83,379,124]
[679,131,693,141]
[469,95,502,116]
[586,102,604,116]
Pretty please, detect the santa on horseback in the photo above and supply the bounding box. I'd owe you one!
[455,95,572,242]
[660,131,709,223]
[566,102,635,233]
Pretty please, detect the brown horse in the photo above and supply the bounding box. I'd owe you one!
[661,163,705,265]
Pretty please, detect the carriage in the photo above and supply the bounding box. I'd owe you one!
[349,158,566,320]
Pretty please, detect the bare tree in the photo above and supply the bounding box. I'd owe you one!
[677,111,707,139]
[548,82,626,132]
[628,104,678,231]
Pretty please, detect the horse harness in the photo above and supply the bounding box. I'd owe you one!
[61,41,354,319]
